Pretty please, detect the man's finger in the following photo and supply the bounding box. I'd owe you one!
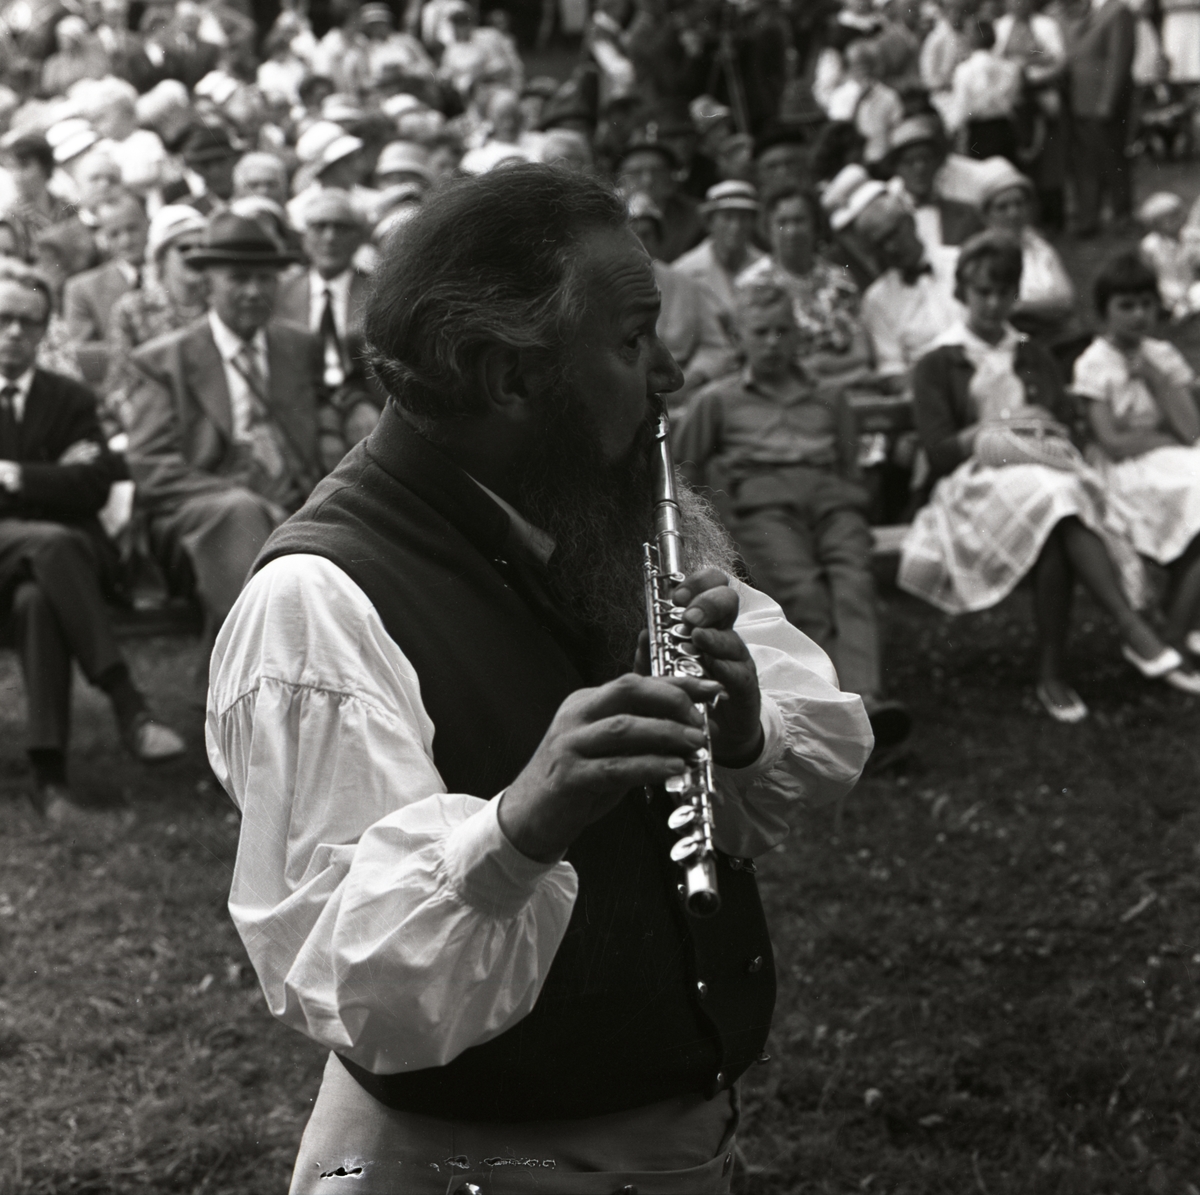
[669,566,730,608]
[581,673,710,726]
[691,625,752,662]
[573,714,708,760]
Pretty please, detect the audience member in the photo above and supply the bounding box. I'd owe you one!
[275,188,381,454]
[899,232,1197,722]
[739,184,870,377]
[834,174,961,383]
[627,191,734,408]
[232,152,290,209]
[920,0,972,97]
[675,280,910,751]
[672,181,764,329]
[1137,192,1200,321]
[945,18,1023,161]
[617,132,703,263]
[883,114,983,254]
[104,205,209,429]
[1,134,72,263]
[170,123,241,213]
[976,157,1074,338]
[825,40,905,168]
[1067,0,1136,237]
[0,259,183,819]
[1074,252,1200,655]
[124,214,326,647]
[63,190,147,346]
[994,0,1068,230]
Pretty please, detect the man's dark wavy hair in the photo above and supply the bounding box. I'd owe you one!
[365,165,629,420]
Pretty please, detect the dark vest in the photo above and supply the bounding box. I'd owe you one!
[255,403,776,1122]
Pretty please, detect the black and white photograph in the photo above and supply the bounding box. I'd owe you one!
[0,0,1198,1190]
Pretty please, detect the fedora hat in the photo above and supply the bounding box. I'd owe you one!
[184,212,300,269]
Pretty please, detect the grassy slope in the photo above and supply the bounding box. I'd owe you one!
[1,591,1197,1194]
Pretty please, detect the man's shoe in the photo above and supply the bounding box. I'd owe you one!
[1036,681,1088,724]
[122,712,186,762]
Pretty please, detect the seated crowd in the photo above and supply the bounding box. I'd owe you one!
[2,0,1200,818]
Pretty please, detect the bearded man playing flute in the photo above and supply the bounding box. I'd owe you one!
[206,168,872,1195]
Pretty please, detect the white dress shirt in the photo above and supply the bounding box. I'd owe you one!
[207,541,872,1078]
[862,245,963,377]
[307,267,353,339]
[207,310,269,442]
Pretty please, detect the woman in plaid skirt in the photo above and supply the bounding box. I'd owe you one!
[898,233,1200,723]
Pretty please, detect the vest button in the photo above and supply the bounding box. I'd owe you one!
[748,955,763,972]
[619,1186,639,1194]
[452,1186,482,1195]
[677,884,686,900]
[724,1151,734,1174]
[716,1070,726,1086]
[757,1051,771,1064]
[696,980,708,999]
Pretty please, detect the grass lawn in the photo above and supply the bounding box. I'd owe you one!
[0,581,1197,1194]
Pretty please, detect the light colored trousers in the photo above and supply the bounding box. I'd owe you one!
[290,1053,739,1195]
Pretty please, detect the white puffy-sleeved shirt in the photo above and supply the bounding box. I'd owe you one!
[207,533,872,1079]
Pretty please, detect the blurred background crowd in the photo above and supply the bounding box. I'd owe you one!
[2,0,1200,809]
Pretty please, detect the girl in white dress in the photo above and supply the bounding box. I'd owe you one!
[1075,251,1200,656]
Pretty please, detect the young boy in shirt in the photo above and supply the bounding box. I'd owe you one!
[675,281,910,752]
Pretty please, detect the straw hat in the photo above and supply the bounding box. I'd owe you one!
[700,180,759,215]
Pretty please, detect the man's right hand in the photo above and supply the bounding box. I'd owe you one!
[498,672,721,863]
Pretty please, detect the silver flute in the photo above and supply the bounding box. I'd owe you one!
[643,413,721,918]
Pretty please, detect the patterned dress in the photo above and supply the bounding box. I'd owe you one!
[735,255,864,360]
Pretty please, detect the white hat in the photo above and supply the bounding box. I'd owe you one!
[45,117,97,164]
[375,140,433,183]
[146,204,208,261]
[821,164,870,218]
[976,157,1034,210]
[829,178,889,232]
[1137,191,1183,225]
[701,180,759,214]
[459,142,528,175]
[295,120,346,164]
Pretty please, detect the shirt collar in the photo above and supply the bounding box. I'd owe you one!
[470,477,556,566]
[208,309,267,361]
[311,267,353,298]
[0,367,36,400]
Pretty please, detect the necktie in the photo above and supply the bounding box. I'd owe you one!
[0,384,19,460]
[319,286,345,388]
[234,343,267,408]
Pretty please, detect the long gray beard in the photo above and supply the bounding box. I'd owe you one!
[515,400,739,674]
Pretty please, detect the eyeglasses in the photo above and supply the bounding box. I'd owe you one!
[0,313,47,333]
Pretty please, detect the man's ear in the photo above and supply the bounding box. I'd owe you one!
[477,344,533,421]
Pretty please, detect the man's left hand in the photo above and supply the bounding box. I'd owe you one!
[0,460,21,492]
[636,567,764,768]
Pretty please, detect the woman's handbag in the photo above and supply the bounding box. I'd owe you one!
[974,415,1084,472]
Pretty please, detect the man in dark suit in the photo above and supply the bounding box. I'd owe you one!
[273,188,382,450]
[1067,0,1135,237]
[62,189,147,344]
[125,214,330,646]
[0,261,183,819]
[884,114,984,252]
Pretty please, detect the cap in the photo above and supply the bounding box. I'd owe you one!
[375,140,433,183]
[976,157,1034,209]
[886,113,948,160]
[45,117,97,165]
[701,180,759,215]
[689,95,732,136]
[618,126,678,170]
[359,2,393,25]
[146,204,208,261]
